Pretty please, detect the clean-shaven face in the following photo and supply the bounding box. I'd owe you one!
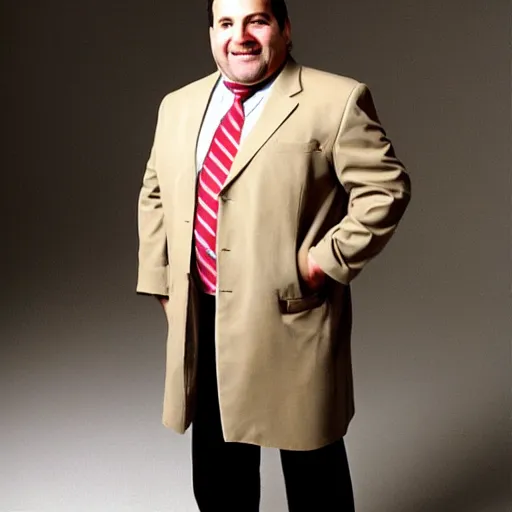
[209,0,291,85]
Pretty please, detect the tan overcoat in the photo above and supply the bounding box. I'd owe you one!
[136,58,411,450]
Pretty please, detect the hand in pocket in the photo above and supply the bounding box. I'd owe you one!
[298,250,326,291]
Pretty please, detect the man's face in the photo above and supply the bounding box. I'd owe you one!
[209,0,291,85]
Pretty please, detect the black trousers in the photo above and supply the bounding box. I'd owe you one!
[192,293,355,512]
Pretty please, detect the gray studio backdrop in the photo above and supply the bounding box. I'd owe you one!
[2,1,510,511]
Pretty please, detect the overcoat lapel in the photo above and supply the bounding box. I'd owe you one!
[222,58,303,191]
[178,72,220,220]
[179,59,303,198]
[189,73,221,172]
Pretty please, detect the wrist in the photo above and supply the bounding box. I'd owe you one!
[307,252,324,277]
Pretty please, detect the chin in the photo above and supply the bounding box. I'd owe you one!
[239,73,262,83]
[232,69,268,85]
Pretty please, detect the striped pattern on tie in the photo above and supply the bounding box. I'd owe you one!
[194,82,255,294]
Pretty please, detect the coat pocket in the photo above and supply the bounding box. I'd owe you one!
[278,290,326,314]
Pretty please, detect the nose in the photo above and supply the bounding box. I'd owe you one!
[231,22,249,44]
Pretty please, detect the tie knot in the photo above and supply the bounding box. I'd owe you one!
[223,81,256,101]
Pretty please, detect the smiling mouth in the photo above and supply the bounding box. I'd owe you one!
[231,50,261,56]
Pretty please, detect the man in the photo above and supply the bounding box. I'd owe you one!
[137,0,411,510]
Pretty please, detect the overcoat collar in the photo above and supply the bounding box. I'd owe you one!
[184,57,303,191]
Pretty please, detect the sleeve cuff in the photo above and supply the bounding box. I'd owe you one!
[309,238,357,286]
[136,265,169,296]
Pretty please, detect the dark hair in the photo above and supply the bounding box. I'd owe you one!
[207,0,289,31]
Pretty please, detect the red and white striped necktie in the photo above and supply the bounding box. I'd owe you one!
[194,81,255,294]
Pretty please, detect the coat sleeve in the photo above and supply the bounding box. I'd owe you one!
[136,98,170,296]
[309,83,411,285]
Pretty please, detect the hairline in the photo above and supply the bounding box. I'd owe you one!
[208,0,289,30]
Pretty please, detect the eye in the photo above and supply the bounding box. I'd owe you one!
[251,18,269,25]
[219,21,232,28]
